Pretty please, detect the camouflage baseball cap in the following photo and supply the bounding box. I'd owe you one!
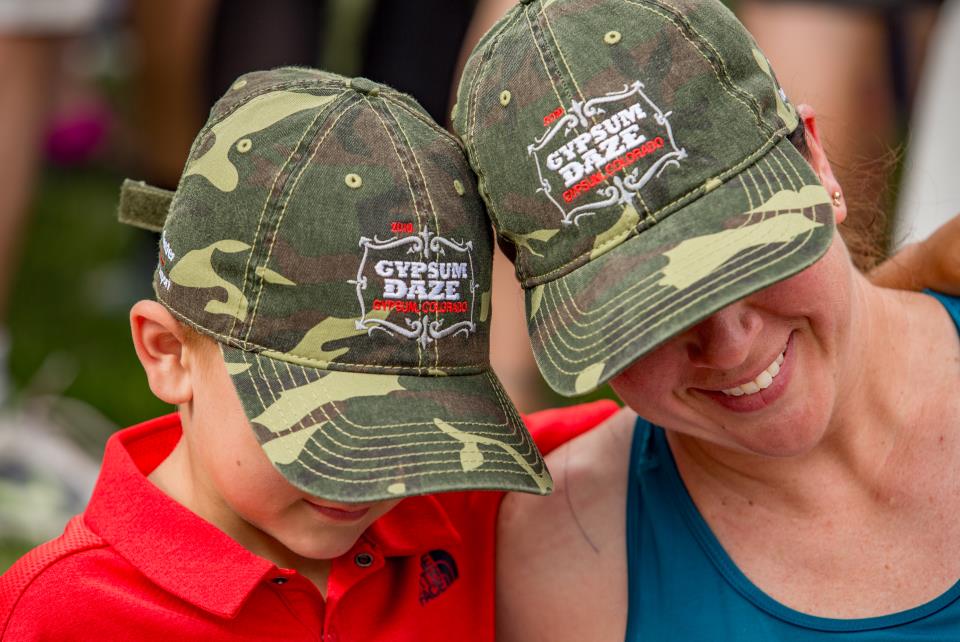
[453,0,835,396]
[118,68,551,502]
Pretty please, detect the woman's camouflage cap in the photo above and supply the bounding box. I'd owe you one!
[118,68,551,502]
[453,0,835,396]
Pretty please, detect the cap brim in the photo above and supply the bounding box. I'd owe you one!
[526,137,835,396]
[221,345,552,502]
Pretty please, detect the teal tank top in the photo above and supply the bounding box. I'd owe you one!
[625,291,960,641]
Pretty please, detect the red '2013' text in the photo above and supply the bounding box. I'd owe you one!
[543,106,565,126]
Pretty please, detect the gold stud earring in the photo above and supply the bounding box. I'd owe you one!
[832,191,842,207]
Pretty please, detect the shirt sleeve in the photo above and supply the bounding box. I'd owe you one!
[524,400,621,455]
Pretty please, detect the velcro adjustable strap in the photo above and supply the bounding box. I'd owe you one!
[117,179,174,232]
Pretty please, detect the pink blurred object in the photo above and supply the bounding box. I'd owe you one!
[44,100,111,166]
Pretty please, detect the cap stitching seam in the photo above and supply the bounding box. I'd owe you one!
[383,97,466,154]
[254,345,280,407]
[622,0,768,134]
[487,371,550,483]
[327,399,512,432]
[521,126,788,287]
[243,97,358,341]
[205,79,344,129]
[532,213,820,372]
[486,370,521,445]
[296,455,541,485]
[323,403,526,447]
[159,297,485,372]
[766,155,788,192]
[535,224,818,374]
[382,99,444,369]
[498,6,570,284]
[540,6,655,227]
[520,6,650,281]
[391,98,482,203]
[243,349,274,412]
[538,4,582,104]
[552,167,772,323]
[487,371,537,460]
[564,159,796,302]
[363,95,427,369]
[226,94,347,338]
[465,9,524,237]
[541,235,770,347]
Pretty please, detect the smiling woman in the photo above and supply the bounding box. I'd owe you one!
[451,0,960,640]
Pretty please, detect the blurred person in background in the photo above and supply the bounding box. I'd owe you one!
[738,0,943,269]
[0,0,106,404]
[0,0,109,566]
[895,0,960,249]
[132,0,217,191]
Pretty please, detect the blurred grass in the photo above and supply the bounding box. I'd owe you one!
[8,167,173,452]
[0,539,32,571]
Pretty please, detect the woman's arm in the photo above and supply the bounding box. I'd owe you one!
[869,214,960,294]
[497,410,634,642]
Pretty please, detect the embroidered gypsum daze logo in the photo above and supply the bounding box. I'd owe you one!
[528,81,687,226]
[350,226,478,348]
[419,549,459,605]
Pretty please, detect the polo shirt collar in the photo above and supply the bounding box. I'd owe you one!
[363,492,462,557]
[83,413,463,617]
[84,414,274,618]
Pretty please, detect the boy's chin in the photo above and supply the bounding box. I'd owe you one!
[279,528,366,561]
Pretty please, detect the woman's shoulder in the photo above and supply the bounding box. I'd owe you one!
[503,406,636,533]
[495,408,636,642]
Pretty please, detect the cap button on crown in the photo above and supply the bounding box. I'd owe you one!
[349,77,381,97]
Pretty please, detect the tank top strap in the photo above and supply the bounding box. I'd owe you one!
[926,290,960,336]
[625,416,735,641]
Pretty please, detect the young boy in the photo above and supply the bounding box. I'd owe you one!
[0,68,618,641]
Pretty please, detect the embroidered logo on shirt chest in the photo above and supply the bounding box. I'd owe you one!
[419,549,459,605]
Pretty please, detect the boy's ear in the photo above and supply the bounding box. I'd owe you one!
[796,104,847,225]
[130,300,193,404]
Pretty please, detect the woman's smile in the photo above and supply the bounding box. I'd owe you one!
[692,332,797,413]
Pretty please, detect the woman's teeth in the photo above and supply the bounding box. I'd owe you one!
[721,351,785,397]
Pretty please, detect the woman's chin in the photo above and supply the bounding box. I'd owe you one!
[726,407,831,458]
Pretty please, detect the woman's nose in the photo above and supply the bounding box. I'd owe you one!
[684,302,762,370]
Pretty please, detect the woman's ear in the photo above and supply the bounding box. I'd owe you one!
[796,104,846,225]
[130,300,193,404]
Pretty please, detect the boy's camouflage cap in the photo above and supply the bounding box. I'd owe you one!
[453,0,835,396]
[119,68,551,502]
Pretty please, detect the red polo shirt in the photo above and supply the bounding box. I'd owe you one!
[0,401,617,641]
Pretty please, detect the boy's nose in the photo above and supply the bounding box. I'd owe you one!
[683,302,762,371]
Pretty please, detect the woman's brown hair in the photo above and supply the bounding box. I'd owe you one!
[787,122,888,272]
